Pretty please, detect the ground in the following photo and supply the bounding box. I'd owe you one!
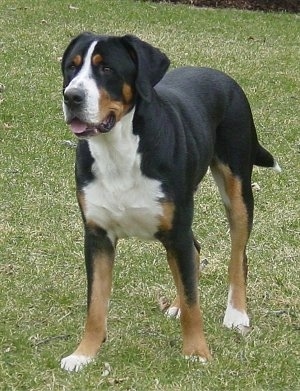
[150,0,300,13]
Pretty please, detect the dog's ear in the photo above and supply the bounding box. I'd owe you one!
[121,35,170,102]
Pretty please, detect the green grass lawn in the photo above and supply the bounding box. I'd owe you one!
[0,0,299,389]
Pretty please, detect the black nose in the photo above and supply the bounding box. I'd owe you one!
[64,88,85,107]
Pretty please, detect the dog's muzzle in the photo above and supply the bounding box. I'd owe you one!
[63,87,116,137]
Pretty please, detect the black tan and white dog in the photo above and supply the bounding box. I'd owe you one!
[60,32,280,371]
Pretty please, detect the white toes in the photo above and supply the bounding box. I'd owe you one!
[224,286,250,334]
[184,355,207,363]
[61,354,93,372]
[165,306,181,319]
[223,304,250,333]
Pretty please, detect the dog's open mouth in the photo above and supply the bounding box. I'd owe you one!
[68,114,116,137]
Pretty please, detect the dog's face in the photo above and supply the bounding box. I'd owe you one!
[62,33,138,138]
[61,33,170,138]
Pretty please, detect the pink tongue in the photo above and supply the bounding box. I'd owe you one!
[69,119,87,134]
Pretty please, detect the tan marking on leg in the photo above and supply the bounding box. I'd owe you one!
[166,250,211,360]
[159,201,175,232]
[73,252,113,358]
[77,191,99,231]
[181,303,211,360]
[166,252,180,315]
[85,219,101,232]
[226,174,248,313]
[213,163,250,315]
[166,242,200,314]
[169,295,180,310]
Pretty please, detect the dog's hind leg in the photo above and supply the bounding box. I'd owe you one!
[61,226,115,372]
[210,161,253,334]
[165,235,200,319]
[165,252,181,318]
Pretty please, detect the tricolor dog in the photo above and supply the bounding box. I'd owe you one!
[60,32,280,371]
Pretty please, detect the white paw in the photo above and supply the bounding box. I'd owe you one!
[223,305,250,335]
[184,355,207,363]
[61,354,93,372]
[165,306,181,319]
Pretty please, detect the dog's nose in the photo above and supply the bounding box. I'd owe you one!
[64,88,85,107]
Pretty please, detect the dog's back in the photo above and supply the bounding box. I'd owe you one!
[156,66,278,175]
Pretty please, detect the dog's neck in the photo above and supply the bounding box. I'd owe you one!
[87,107,139,177]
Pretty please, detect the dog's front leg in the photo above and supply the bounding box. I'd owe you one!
[61,226,115,372]
[163,230,211,362]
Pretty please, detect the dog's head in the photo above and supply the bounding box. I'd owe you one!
[61,32,170,138]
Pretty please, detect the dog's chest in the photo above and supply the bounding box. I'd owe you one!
[83,127,164,241]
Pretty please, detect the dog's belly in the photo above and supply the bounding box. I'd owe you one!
[83,175,164,242]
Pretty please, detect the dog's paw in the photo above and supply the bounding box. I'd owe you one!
[223,306,250,335]
[165,306,181,319]
[61,354,93,372]
[184,354,208,363]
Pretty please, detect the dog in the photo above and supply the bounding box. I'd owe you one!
[60,32,280,371]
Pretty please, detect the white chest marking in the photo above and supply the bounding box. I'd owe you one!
[83,109,164,242]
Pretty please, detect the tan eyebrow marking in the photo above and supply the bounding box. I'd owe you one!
[92,54,103,66]
[72,54,82,66]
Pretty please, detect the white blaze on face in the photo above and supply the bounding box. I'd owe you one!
[63,40,100,124]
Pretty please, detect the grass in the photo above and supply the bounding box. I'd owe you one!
[0,0,299,389]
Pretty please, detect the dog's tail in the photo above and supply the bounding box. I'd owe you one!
[255,144,281,172]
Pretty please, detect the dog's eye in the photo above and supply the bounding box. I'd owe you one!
[67,63,77,71]
[100,65,113,74]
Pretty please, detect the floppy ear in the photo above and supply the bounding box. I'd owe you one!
[121,35,170,102]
